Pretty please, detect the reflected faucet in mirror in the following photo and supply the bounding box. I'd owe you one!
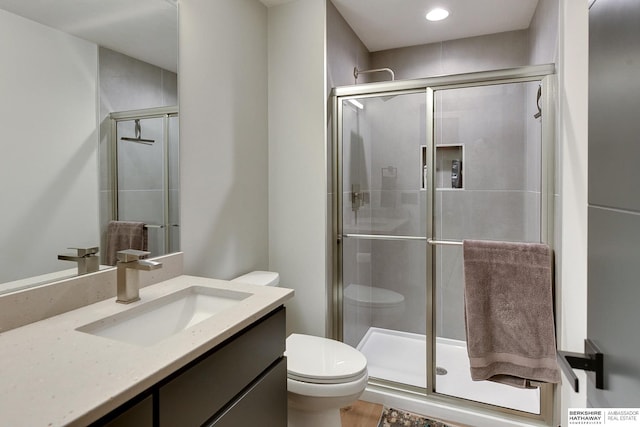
[57,247,100,275]
[116,250,163,304]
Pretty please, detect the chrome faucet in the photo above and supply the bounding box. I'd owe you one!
[58,247,100,275]
[116,249,163,304]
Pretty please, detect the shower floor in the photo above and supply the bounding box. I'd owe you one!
[356,327,540,414]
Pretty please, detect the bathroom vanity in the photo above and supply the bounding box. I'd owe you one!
[94,308,286,426]
[0,275,293,427]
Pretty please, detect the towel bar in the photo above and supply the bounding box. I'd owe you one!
[557,339,604,392]
[427,238,463,246]
[343,234,427,241]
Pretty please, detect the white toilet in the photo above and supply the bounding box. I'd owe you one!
[231,271,368,427]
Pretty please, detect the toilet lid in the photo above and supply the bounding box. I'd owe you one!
[285,334,367,384]
[344,284,404,307]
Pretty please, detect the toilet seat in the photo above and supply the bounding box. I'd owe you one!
[285,334,367,384]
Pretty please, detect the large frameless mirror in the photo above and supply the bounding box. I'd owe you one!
[0,0,178,295]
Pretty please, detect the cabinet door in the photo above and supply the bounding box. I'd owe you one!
[207,358,287,427]
[159,308,285,427]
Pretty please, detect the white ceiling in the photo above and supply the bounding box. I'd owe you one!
[331,0,540,52]
[0,0,539,74]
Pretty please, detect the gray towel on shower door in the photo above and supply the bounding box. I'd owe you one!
[105,221,148,266]
[462,239,560,388]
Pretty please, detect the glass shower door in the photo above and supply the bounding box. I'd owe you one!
[431,81,544,413]
[334,67,555,422]
[340,91,428,389]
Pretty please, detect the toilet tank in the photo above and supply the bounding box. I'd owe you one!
[231,271,280,287]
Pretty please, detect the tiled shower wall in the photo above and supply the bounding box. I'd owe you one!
[433,82,542,341]
[98,47,178,264]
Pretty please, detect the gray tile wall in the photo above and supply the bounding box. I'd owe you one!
[340,82,543,341]
[433,83,542,340]
[341,93,428,341]
[370,30,529,81]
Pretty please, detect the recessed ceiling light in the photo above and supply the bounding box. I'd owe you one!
[426,8,449,21]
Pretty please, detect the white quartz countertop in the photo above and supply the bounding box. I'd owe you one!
[0,275,294,427]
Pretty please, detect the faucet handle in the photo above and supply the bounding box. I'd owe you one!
[117,249,151,263]
[68,246,99,257]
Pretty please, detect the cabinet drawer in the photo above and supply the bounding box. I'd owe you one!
[159,308,285,427]
[207,358,287,427]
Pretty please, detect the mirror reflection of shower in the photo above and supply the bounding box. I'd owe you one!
[109,106,179,260]
[121,119,155,145]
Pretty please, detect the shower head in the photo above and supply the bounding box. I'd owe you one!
[354,67,395,83]
[121,119,155,144]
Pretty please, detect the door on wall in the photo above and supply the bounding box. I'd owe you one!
[587,0,640,407]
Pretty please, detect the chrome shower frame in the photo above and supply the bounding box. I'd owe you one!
[330,64,556,425]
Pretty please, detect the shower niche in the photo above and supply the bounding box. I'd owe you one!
[435,145,464,190]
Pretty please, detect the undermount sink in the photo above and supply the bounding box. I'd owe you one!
[77,286,252,346]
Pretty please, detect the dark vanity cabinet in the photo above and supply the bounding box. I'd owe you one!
[101,396,154,427]
[94,307,287,427]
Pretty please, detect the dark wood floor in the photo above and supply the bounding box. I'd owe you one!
[340,400,384,427]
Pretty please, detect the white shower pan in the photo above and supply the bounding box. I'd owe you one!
[356,327,540,414]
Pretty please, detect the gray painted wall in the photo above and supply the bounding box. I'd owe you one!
[268,0,327,336]
[180,0,269,282]
[0,9,99,283]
